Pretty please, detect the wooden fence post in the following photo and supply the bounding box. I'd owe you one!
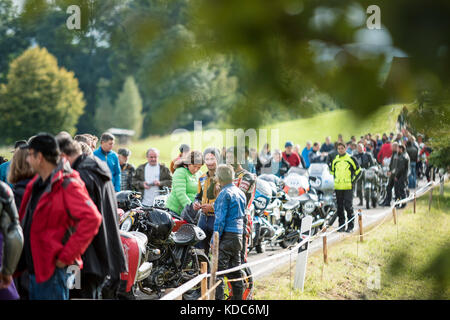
[209,232,219,300]
[200,262,208,300]
[322,229,328,264]
[392,207,397,225]
[428,188,433,212]
[358,211,364,242]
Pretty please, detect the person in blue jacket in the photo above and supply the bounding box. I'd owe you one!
[211,164,246,300]
[93,132,121,192]
[301,141,313,169]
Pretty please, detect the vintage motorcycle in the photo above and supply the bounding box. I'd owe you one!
[308,163,338,228]
[378,157,391,205]
[362,165,381,209]
[117,190,209,299]
[279,167,325,248]
[248,177,285,253]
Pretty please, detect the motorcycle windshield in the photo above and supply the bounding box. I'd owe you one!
[284,173,310,190]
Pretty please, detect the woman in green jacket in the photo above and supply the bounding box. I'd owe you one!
[166,150,204,215]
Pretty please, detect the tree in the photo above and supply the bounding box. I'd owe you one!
[112,76,143,136]
[93,78,115,134]
[0,46,85,143]
[0,0,29,84]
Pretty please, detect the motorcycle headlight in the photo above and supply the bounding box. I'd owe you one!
[254,197,268,210]
[285,210,293,223]
[303,200,316,214]
[311,178,321,188]
[287,187,298,198]
[121,217,133,232]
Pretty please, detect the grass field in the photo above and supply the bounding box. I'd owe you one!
[253,183,450,300]
[0,104,403,167]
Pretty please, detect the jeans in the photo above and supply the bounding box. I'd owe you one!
[215,232,244,300]
[196,213,215,256]
[29,268,69,300]
[408,162,417,189]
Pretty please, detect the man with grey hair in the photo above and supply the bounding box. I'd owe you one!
[212,164,246,300]
[93,133,121,192]
[132,148,172,206]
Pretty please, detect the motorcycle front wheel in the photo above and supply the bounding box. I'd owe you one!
[182,249,210,300]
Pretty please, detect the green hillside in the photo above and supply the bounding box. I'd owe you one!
[0,104,403,168]
[123,104,403,166]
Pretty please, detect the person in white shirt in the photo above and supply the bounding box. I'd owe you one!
[132,148,172,207]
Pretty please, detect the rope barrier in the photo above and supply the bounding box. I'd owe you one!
[159,175,447,300]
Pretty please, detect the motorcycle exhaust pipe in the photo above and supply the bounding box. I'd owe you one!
[311,219,325,229]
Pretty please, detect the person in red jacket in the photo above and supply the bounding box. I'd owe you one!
[282,141,306,168]
[18,133,102,300]
[377,139,392,164]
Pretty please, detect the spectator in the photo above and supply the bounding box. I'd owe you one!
[0,181,24,300]
[93,133,121,192]
[241,147,256,174]
[256,143,272,175]
[18,133,102,300]
[301,141,313,169]
[79,141,93,156]
[320,136,335,153]
[0,140,27,187]
[406,141,418,189]
[293,144,301,157]
[212,164,246,300]
[166,150,203,215]
[57,136,127,299]
[389,132,395,142]
[282,141,306,168]
[354,143,375,206]
[394,145,410,208]
[309,143,327,164]
[194,148,221,255]
[330,142,361,233]
[271,149,290,178]
[6,147,35,300]
[74,134,92,147]
[226,146,256,264]
[133,148,172,207]
[7,148,35,212]
[346,142,357,155]
[377,138,392,165]
[118,148,135,191]
[326,142,339,168]
[381,142,399,206]
[170,144,190,174]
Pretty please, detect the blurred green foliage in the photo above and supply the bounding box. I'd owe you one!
[0,46,86,143]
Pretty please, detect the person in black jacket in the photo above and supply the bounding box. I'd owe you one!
[56,134,127,299]
[354,144,375,206]
[394,145,410,208]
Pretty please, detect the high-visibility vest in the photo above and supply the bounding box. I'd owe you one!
[331,153,361,190]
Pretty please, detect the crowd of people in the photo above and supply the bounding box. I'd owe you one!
[0,128,434,300]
